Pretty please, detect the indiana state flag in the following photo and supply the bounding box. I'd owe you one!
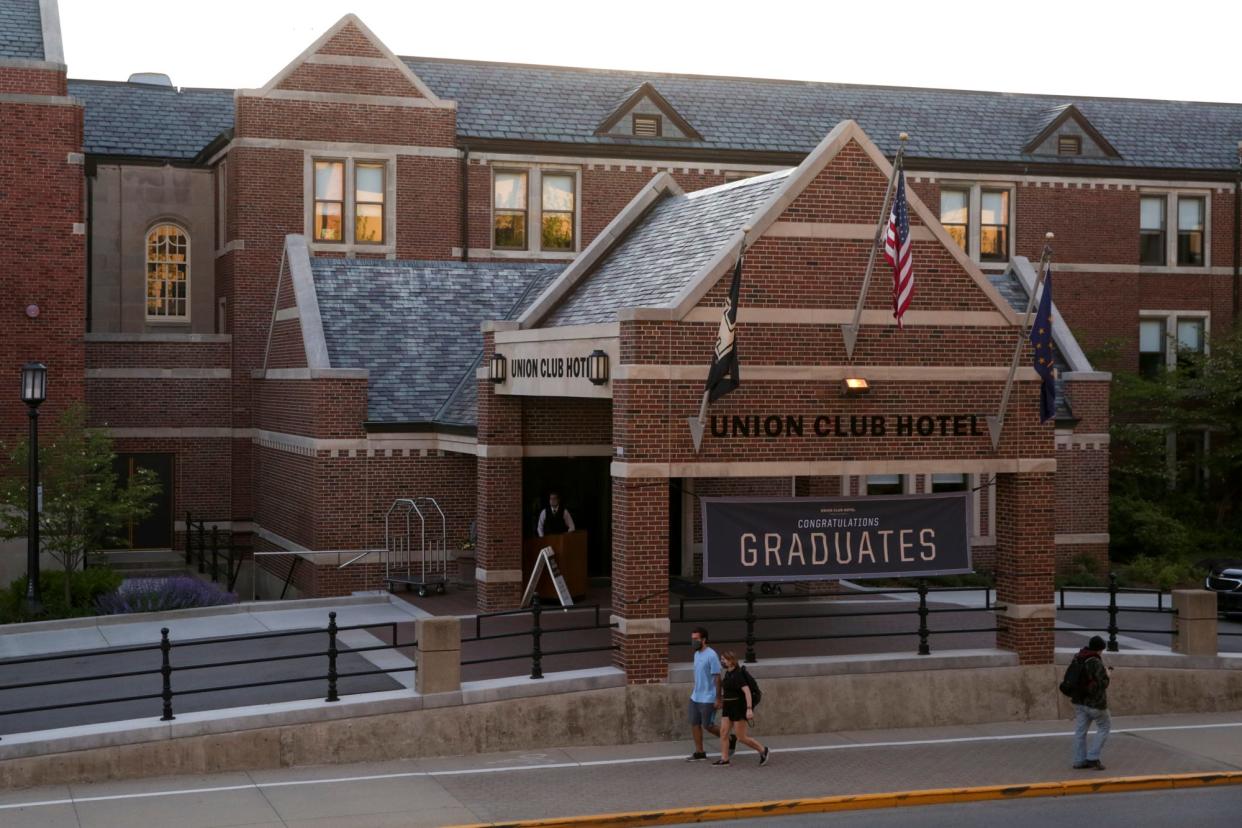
[1029,265,1057,423]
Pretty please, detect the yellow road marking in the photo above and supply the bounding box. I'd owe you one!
[445,771,1242,827]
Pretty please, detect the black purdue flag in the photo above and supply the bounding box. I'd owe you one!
[706,253,743,402]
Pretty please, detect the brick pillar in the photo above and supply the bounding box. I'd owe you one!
[475,326,524,612]
[994,472,1055,664]
[610,476,670,684]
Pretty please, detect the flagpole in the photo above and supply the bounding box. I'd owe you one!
[688,228,751,452]
[985,232,1055,450]
[842,132,908,359]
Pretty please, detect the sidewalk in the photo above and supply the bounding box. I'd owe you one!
[2,711,1240,827]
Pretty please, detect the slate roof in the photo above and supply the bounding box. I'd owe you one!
[67,80,234,160]
[987,270,1074,421]
[0,0,42,60]
[404,56,1242,171]
[544,172,789,326]
[310,259,562,425]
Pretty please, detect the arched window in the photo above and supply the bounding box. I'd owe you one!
[146,224,189,319]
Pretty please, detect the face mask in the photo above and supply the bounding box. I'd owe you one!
[691,639,702,651]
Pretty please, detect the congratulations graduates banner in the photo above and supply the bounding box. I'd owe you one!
[701,493,972,583]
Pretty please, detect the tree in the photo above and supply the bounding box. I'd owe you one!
[1108,327,1242,573]
[0,404,161,607]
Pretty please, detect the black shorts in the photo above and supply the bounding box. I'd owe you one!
[721,698,747,721]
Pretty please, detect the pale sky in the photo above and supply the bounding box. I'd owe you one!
[58,0,1242,104]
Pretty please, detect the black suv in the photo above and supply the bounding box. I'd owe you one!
[1204,560,1242,616]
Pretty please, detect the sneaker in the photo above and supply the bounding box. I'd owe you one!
[729,734,738,753]
[1072,762,1091,769]
[711,759,731,766]
[759,747,771,766]
[686,752,707,762]
[1089,760,1106,770]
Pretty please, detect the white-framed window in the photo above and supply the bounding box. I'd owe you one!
[1139,310,1208,378]
[937,182,1014,264]
[1137,190,1210,269]
[146,223,189,321]
[492,166,579,254]
[865,474,905,496]
[931,473,970,493]
[305,155,394,251]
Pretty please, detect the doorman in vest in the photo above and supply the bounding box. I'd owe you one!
[537,491,576,537]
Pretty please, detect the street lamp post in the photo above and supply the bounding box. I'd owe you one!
[21,362,47,615]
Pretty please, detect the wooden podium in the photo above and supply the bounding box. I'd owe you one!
[522,531,588,600]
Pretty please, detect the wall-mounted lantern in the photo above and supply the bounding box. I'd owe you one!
[842,377,869,397]
[490,352,507,384]
[587,349,610,386]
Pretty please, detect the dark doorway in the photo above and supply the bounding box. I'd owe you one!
[668,478,682,576]
[112,453,174,549]
[523,457,612,577]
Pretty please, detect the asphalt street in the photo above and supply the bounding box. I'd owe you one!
[695,787,1242,828]
[1,712,1240,827]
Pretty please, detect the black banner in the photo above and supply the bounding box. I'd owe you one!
[701,493,972,583]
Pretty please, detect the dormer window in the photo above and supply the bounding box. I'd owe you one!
[632,114,662,137]
[1057,135,1081,156]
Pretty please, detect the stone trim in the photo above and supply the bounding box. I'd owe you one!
[475,567,523,583]
[466,248,576,261]
[995,602,1056,620]
[610,616,671,635]
[240,88,453,110]
[85,368,230,379]
[106,427,239,439]
[222,137,460,159]
[0,57,64,70]
[85,332,232,344]
[1055,532,1110,545]
[1049,263,1237,275]
[284,235,331,370]
[274,306,299,322]
[672,308,1009,326]
[257,368,369,380]
[215,239,245,258]
[253,428,477,458]
[0,93,80,107]
[614,365,1041,382]
[612,458,1057,478]
[303,54,394,69]
[39,0,64,64]
[1055,433,1109,450]
[473,149,786,176]
[764,221,936,241]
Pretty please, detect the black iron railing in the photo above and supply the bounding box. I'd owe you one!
[460,599,617,679]
[0,612,415,740]
[674,581,999,662]
[1053,573,1177,652]
[184,513,242,591]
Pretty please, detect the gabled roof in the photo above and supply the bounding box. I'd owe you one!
[403,55,1242,170]
[67,80,234,160]
[595,81,704,140]
[542,172,788,326]
[309,257,561,425]
[0,0,43,60]
[529,120,1020,330]
[1023,103,1121,158]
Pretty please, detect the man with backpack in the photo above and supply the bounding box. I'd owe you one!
[1062,635,1111,770]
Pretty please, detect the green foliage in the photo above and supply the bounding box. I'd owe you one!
[0,404,161,608]
[0,567,122,624]
[1102,327,1242,588]
[1055,554,1107,589]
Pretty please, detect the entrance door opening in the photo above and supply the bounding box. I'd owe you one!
[111,452,174,549]
[522,457,612,577]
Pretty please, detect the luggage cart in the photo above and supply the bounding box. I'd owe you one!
[384,497,448,597]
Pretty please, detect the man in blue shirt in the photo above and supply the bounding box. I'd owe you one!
[687,626,723,761]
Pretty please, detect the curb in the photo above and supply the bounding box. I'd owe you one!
[446,770,1242,827]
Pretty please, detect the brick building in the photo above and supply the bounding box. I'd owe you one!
[3,4,1240,671]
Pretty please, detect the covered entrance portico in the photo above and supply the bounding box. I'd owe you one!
[476,121,1107,683]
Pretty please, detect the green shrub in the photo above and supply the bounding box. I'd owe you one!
[0,567,122,624]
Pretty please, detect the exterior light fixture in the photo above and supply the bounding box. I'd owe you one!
[587,349,610,386]
[842,377,869,397]
[20,362,47,615]
[490,352,507,384]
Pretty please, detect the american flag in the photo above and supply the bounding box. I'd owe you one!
[884,167,914,327]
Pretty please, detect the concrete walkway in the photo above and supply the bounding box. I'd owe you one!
[2,711,1240,827]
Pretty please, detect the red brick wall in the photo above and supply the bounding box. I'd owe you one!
[0,82,84,445]
[995,472,1055,664]
[611,477,670,684]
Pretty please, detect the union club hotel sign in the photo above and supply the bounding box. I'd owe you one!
[701,494,973,582]
[710,413,987,439]
[493,333,618,399]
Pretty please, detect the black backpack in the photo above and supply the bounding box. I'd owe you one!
[1059,654,1096,698]
[740,666,762,707]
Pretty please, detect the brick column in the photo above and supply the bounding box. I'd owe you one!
[610,476,670,684]
[476,326,524,612]
[994,472,1055,664]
